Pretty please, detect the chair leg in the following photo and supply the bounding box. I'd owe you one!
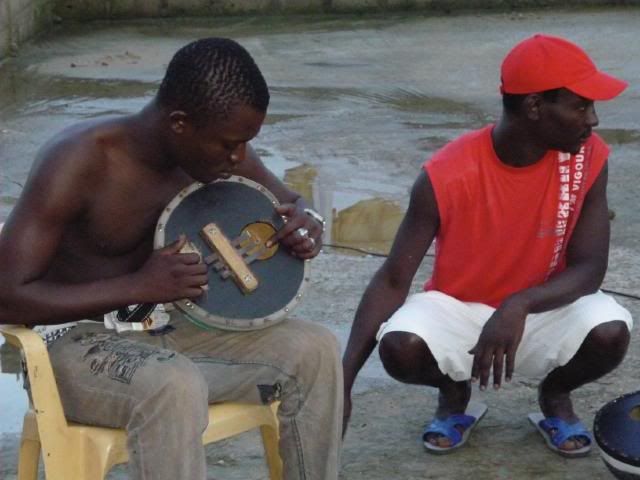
[260,424,282,480]
[18,413,41,480]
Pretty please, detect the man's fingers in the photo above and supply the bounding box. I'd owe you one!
[162,234,187,254]
[269,220,302,245]
[290,236,319,253]
[184,287,204,299]
[478,354,492,390]
[179,252,203,265]
[471,345,493,390]
[469,344,479,381]
[178,262,208,274]
[191,274,209,287]
[275,203,296,217]
[492,349,505,389]
[270,222,316,249]
[505,348,516,382]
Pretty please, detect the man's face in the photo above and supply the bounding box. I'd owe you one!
[536,88,599,154]
[173,104,266,183]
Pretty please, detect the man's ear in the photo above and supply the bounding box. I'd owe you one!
[523,94,543,121]
[169,111,190,134]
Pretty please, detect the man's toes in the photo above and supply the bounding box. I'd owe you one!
[559,437,587,452]
[426,434,452,448]
[435,437,453,448]
[559,439,575,451]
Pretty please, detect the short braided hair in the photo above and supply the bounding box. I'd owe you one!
[157,37,269,126]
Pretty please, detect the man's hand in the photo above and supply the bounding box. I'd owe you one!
[268,204,323,259]
[133,235,209,303]
[468,299,528,390]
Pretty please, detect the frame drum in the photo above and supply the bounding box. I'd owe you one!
[154,176,309,331]
[594,390,640,479]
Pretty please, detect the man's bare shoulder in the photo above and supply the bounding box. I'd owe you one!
[33,117,126,177]
[13,116,136,226]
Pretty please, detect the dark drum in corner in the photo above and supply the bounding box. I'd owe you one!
[154,176,309,331]
[594,390,640,479]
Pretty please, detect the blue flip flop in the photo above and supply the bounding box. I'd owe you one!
[528,413,592,458]
[423,402,488,454]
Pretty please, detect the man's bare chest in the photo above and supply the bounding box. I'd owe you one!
[80,176,188,257]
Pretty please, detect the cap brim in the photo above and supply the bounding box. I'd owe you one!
[566,70,628,101]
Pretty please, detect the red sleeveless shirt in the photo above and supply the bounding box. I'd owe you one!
[424,125,609,307]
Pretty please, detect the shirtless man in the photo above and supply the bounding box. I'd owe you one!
[0,38,342,480]
[342,34,632,457]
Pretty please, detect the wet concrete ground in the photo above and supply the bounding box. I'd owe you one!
[1,8,640,479]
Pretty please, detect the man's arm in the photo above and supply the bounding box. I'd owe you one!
[342,170,440,433]
[236,144,323,259]
[0,142,206,326]
[469,162,610,389]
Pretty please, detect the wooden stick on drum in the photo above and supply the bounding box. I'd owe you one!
[200,223,259,294]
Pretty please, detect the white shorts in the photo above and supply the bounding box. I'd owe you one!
[376,290,633,382]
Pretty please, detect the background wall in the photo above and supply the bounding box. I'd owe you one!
[1,0,638,60]
[0,0,54,58]
[53,0,638,19]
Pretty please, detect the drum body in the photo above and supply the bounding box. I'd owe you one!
[594,390,640,479]
[154,176,309,331]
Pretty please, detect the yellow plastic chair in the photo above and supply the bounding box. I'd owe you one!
[0,324,283,480]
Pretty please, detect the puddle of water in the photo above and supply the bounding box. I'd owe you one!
[263,113,307,125]
[358,87,472,113]
[303,62,370,68]
[0,68,154,114]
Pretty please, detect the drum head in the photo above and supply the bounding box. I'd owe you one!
[595,390,640,479]
[154,176,309,331]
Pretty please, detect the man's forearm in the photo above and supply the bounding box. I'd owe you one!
[504,260,605,315]
[0,275,141,326]
[342,270,411,392]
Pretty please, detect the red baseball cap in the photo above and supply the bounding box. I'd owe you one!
[500,34,627,100]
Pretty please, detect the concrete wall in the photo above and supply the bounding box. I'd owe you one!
[1,0,637,60]
[0,0,54,58]
[53,0,639,19]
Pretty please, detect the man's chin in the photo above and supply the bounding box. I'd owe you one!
[559,143,583,156]
[557,135,590,156]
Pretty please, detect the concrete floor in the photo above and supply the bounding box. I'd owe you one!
[1,8,640,479]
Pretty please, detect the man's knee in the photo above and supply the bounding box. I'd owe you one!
[134,355,209,424]
[583,320,630,364]
[276,322,341,417]
[125,356,209,455]
[379,331,437,384]
[287,322,341,380]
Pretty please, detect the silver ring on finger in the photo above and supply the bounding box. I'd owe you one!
[297,227,309,238]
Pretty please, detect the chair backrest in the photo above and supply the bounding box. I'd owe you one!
[0,325,72,446]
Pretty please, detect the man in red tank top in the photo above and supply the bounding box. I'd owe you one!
[343,34,632,457]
